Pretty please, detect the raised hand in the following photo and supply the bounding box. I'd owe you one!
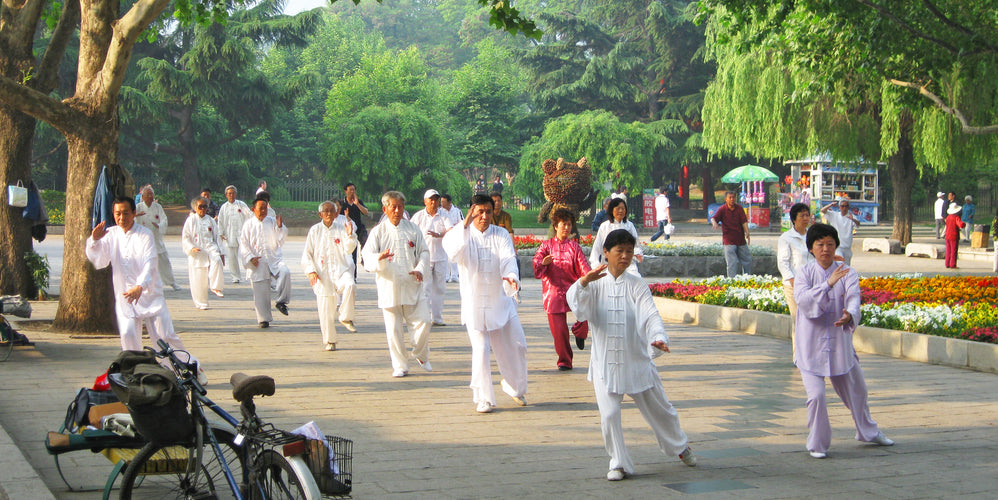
[91,221,108,241]
[580,264,608,286]
[827,263,850,287]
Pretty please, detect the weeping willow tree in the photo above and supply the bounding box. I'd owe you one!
[698,1,998,244]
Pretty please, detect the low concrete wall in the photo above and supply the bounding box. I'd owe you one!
[653,296,998,373]
[519,254,778,278]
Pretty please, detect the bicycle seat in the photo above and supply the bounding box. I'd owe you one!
[230,373,275,403]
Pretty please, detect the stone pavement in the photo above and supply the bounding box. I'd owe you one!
[1,229,996,499]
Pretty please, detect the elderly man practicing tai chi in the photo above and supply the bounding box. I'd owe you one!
[302,201,358,351]
[443,193,528,414]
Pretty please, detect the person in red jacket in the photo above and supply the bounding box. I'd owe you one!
[944,203,966,269]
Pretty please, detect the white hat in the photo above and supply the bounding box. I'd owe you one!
[937,191,945,198]
[947,203,961,215]
[423,189,440,199]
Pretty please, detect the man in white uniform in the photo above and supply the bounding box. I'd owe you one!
[182,196,226,310]
[649,187,672,242]
[443,194,528,414]
[934,191,946,239]
[362,191,433,378]
[777,203,814,354]
[135,186,180,291]
[820,198,859,264]
[239,196,291,328]
[409,189,452,326]
[86,197,190,352]
[302,201,358,351]
[216,185,251,283]
[441,194,463,282]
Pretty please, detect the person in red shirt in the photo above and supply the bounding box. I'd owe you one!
[711,191,752,277]
[533,208,591,370]
[944,203,966,269]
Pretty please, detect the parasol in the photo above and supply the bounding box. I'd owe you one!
[720,165,779,183]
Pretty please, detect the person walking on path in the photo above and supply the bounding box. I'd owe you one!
[362,191,433,378]
[135,186,180,291]
[239,196,291,328]
[216,185,252,284]
[934,191,947,239]
[86,197,190,353]
[711,191,751,277]
[944,203,966,269]
[343,183,369,279]
[794,222,894,459]
[961,195,975,242]
[820,198,859,265]
[443,194,528,414]
[533,208,591,370]
[778,203,814,356]
[568,229,697,481]
[590,198,643,277]
[182,196,226,310]
[410,189,452,326]
[649,188,672,242]
[303,201,358,351]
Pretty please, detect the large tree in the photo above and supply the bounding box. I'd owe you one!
[697,0,998,244]
[0,0,78,297]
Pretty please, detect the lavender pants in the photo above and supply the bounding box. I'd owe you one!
[800,364,881,454]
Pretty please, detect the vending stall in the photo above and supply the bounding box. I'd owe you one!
[784,156,882,224]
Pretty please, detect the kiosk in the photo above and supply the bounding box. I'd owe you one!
[784,156,882,224]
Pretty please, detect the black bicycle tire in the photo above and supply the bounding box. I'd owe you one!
[0,316,14,361]
[118,424,242,499]
[250,449,309,500]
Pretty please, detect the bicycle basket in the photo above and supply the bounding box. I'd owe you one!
[303,436,353,497]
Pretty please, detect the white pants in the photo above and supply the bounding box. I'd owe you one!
[593,375,689,474]
[467,319,528,405]
[250,265,291,323]
[449,261,459,281]
[424,261,447,323]
[225,244,243,282]
[188,256,224,309]
[116,302,186,353]
[382,301,431,372]
[783,281,798,356]
[315,276,356,345]
[157,251,177,288]
[800,364,880,454]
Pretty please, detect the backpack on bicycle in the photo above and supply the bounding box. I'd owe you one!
[107,350,193,443]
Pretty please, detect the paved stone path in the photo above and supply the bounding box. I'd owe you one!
[2,228,996,499]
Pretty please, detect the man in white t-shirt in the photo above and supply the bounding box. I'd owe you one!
[820,198,859,264]
[933,191,946,239]
[649,188,672,242]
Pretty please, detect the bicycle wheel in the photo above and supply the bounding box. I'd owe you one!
[119,424,242,499]
[0,316,15,361]
[250,449,314,500]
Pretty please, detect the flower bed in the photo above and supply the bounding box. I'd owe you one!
[650,274,998,344]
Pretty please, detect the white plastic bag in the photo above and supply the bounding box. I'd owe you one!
[664,223,676,235]
[7,181,27,207]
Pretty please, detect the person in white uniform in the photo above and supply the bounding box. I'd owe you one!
[216,185,252,283]
[409,189,453,326]
[443,194,528,414]
[590,197,643,276]
[134,186,180,291]
[567,228,697,481]
[820,198,859,264]
[441,194,463,282]
[777,202,815,354]
[182,196,226,310]
[239,196,291,328]
[86,197,190,353]
[302,201,358,351]
[362,191,433,378]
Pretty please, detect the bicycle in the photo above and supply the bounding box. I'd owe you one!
[116,340,352,499]
[0,314,15,361]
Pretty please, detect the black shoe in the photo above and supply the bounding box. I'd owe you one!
[276,302,289,316]
[259,321,269,328]
[558,365,572,371]
[576,336,585,350]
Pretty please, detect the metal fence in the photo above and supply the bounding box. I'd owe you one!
[284,180,340,203]
[880,182,996,224]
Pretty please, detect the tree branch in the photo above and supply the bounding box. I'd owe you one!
[101,0,172,109]
[921,0,998,54]
[889,78,998,135]
[853,0,960,55]
[33,0,81,94]
[206,127,248,150]
[0,74,84,135]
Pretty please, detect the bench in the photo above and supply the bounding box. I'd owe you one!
[863,238,903,254]
[905,242,945,259]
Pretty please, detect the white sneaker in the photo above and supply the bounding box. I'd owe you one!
[511,395,527,406]
[476,401,494,413]
[339,320,357,333]
[606,469,625,481]
[416,358,432,372]
[679,447,697,467]
[325,343,336,351]
[211,289,224,298]
[171,284,182,291]
[392,369,408,378]
[809,451,827,459]
[870,431,894,446]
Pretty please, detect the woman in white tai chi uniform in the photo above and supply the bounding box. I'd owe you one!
[182,196,225,310]
[589,197,643,276]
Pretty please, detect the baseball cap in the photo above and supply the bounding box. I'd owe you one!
[423,189,440,199]
[937,191,945,197]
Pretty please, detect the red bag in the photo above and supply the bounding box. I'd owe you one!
[93,371,110,391]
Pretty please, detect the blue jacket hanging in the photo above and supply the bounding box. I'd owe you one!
[92,165,115,229]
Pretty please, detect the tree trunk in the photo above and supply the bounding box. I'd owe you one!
[176,106,202,199]
[889,119,917,245]
[701,164,715,209]
[52,132,117,333]
[0,106,38,298]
